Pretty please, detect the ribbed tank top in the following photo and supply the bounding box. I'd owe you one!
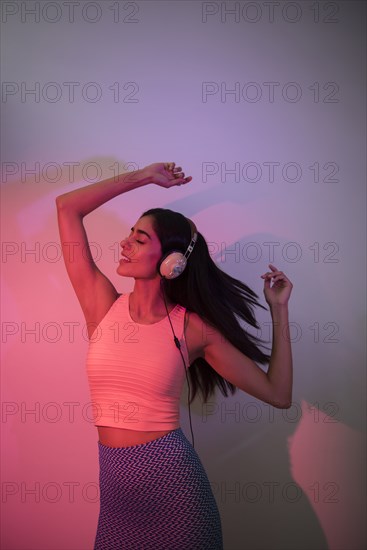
[85,293,190,431]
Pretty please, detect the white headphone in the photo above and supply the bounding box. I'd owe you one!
[158,219,198,279]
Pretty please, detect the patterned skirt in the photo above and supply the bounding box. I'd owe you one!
[94,428,223,549]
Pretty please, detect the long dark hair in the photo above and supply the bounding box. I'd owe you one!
[142,207,271,403]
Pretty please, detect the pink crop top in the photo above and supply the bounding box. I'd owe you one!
[85,293,190,431]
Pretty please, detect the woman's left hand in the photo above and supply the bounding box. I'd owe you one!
[261,264,293,307]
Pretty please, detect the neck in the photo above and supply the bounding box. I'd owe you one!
[130,279,173,318]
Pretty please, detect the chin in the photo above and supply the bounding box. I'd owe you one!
[116,264,130,276]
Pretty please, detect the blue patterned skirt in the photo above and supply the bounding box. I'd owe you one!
[94,428,223,549]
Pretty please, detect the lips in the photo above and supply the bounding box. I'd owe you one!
[120,253,131,262]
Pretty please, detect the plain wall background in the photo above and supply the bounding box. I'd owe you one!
[1,1,366,549]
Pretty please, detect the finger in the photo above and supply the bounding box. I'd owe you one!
[175,176,192,186]
[261,265,279,277]
[270,272,284,278]
[271,271,288,280]
[262,277,271,288]
[267,264,289,279]
[272,276,286,284]
[261,271,279,278]
[269,275,287,284]
[274,276,292,287]
[173,166,182,173]
[267,268,284,277]
[261,273,284,285]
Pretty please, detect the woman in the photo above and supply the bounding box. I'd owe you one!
[56,162,293,549]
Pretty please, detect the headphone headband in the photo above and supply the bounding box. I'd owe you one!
[184,219,198,259]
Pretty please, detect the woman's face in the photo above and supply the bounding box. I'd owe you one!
[117,216,163,279]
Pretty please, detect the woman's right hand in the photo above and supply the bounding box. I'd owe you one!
[142,162,192,188]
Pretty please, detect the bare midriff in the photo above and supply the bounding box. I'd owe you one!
[97,426,175,448]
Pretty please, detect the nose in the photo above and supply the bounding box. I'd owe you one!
[121,233,139,251]
[120,236,131,249]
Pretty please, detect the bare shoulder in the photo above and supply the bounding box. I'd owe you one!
[184,311,222,362]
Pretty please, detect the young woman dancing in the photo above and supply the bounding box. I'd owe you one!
[56,162,293,549]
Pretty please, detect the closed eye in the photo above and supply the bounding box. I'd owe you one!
[130,226,152,243]
[128,232,145,245]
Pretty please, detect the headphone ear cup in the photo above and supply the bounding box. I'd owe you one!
[159,252,187,279]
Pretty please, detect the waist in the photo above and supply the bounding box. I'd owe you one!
[97,425,176,447]
[88,396,181,431]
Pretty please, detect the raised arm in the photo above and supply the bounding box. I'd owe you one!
[55,163,191,333]
[187,264,293,408]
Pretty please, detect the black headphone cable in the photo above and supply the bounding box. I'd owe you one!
[161,281,195,449]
